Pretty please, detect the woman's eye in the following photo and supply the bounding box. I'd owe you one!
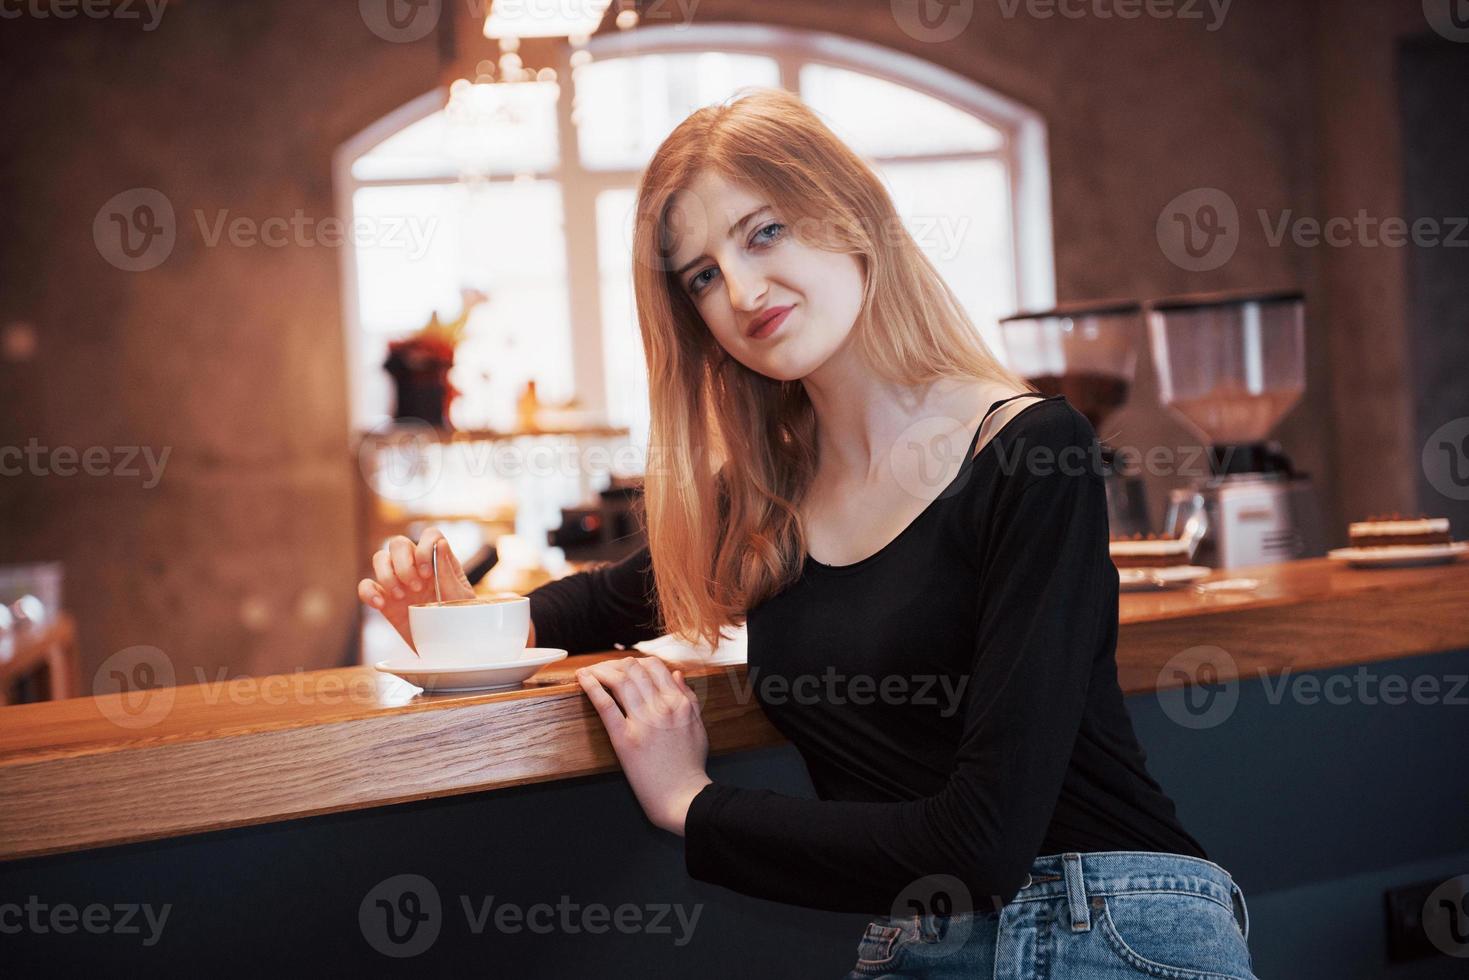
[754,222,785,244]
[687,224,783,294]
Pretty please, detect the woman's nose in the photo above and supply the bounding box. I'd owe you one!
[722,264,767,313]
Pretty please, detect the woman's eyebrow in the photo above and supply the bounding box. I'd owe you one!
[673,205,772,277]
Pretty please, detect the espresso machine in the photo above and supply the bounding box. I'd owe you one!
[999,301,1150,537]
[1147,290,1326,569]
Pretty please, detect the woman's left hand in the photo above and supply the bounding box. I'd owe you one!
[576,656,713,836]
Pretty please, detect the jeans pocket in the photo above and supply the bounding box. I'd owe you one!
[1095,891,1255,980]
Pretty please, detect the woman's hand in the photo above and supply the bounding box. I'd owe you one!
[357,526,474,653]
[577,656,713,836]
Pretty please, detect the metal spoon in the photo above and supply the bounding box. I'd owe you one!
[431,539,443,606]
[406,540,443,661]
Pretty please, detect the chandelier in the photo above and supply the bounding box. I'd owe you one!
[475,0,641,85]
[440,0,643,180]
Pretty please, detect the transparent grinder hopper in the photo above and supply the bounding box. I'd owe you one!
[999,301,1149,537]
[1147,290,1325,568]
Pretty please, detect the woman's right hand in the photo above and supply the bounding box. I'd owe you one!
[357,526,474,653]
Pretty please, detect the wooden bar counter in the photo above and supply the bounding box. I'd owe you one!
[2,556,1467,863]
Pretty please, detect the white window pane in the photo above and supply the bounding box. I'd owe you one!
[352,181,573,430]
[575,53,780,170]
[873,159,1016,354]
[353,111,458,182]
[353,81,560,181]
[353,184,463,334]
[800,64,1004,157]
[596,188,650,454]
[452,285,575,431]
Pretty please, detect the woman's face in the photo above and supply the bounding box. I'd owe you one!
[664,170,865,382]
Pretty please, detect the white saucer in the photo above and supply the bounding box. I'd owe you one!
[374,648,568,692]
[1117,565,1213,592]
[1327,541,1467,568]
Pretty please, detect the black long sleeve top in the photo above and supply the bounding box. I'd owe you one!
[526,394,1207,916]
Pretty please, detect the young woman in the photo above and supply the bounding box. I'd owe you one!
[359,88,1258,979]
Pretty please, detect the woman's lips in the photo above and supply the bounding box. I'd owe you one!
[748,305,794,340]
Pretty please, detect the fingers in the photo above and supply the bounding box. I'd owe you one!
[609,662,648,715]
[357,578,386,610]
[448,544,473,590]
[577,671,627,739]
[415,529,473,596]
[358,577,411,649]
[373,548,405,601]
[434,538,472,593]
[624,657,660,705]
[636,656,697,699]
[672,670,700,711]
[579,659,625,682]
[635,657,699,712]
[389,537,424,594]
[578,658,648,716]
[637,655,676,685]
[579,657,702,730]
[414,528,442,577]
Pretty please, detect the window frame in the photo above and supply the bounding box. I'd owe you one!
[334,23,1055,432]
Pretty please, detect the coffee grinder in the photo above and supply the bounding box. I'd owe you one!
[999,301,1150,537]
[1147,290,1325,569]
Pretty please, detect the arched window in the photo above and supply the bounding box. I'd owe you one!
[336,25,1054,453]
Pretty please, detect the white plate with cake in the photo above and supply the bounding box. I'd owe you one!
[1116,565,1214,591]
[1327,543,1467,567]
[1110,533,1213,591]
[1328,516,1465,568]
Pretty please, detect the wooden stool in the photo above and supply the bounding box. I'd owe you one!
[0,613,80,705]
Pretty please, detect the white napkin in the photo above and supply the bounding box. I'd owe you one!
[633,623,748,666]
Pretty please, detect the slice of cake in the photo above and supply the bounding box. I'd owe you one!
[1347,514,1452,549]
[1109,533,1191,569]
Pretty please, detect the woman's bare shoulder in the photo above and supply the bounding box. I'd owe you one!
[971,391,1054,460]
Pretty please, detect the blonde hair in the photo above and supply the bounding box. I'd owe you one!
[630,87,1034,648]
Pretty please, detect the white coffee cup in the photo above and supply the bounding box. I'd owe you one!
[408,595,531,666]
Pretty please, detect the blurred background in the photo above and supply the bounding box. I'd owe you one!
[1,0,1465,690]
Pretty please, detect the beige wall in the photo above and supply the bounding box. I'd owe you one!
[0,4,438,681]
[1312,1,1438,530]
[0,0,1438,683]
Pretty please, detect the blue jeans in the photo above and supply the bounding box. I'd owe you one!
[845,851,1257,979]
